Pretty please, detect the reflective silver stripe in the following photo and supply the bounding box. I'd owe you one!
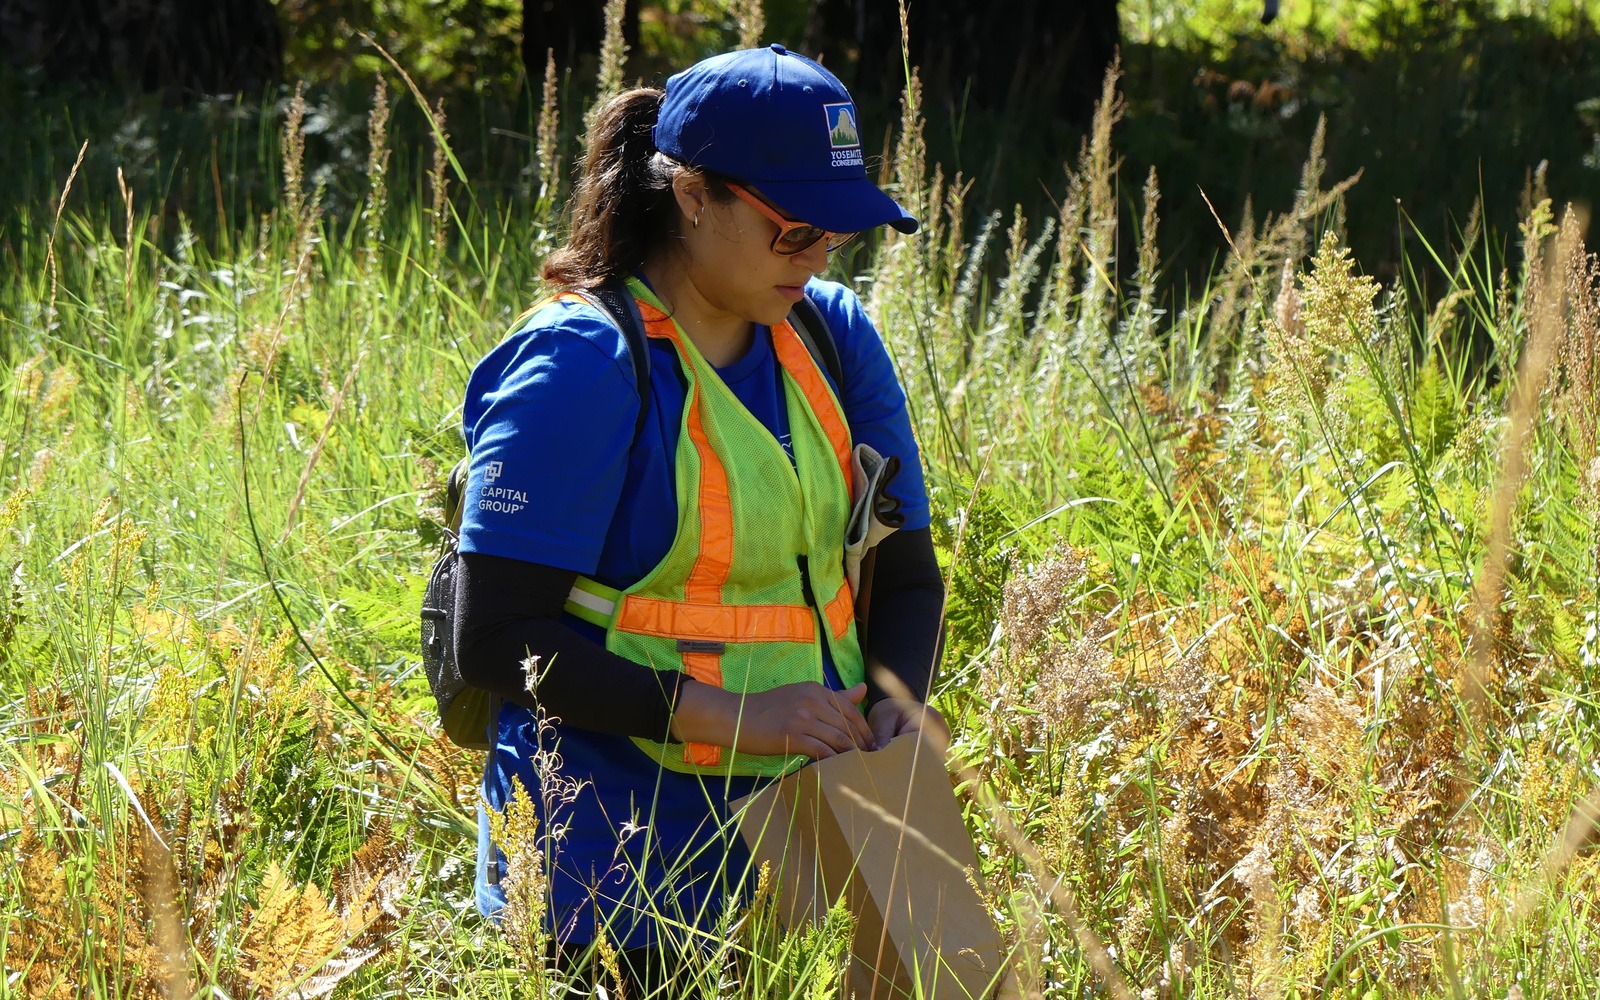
[567,585,616,618]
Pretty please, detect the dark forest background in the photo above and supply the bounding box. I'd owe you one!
[2,0,1597,300]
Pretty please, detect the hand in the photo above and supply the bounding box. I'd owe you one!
[866,698,950,751]
[670,680,875,760]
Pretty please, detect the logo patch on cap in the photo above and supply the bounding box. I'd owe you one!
[825,102,864,147]
[824,102,863,168]
[824,103,860,149]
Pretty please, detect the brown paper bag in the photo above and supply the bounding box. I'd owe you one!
[735,732,1004,999]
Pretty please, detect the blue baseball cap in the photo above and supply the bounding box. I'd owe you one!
[654,44,919,236]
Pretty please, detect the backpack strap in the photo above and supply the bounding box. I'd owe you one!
[577,276,654,440]
[444,455,471,536]
[785,294,844,389]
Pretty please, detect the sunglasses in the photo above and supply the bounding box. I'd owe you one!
[726,182,859,256]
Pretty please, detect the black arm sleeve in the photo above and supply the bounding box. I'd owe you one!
[860,526,945,705]
[452,551,685,740]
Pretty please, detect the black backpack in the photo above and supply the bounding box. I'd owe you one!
[420,280,844,750]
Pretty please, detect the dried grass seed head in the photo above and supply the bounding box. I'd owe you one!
[1300,231,1379,354]
[1001,549,1090,657]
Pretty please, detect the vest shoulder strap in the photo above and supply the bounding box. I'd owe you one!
[785,294,844,389]
[587,282,843,415]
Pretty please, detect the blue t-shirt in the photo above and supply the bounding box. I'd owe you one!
[460,277,929,948]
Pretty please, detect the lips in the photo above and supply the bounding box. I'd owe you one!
[775,284,806,302]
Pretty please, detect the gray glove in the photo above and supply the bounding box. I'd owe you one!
[844,443,905,595]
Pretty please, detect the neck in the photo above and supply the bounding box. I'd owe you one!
[639,253,754,368]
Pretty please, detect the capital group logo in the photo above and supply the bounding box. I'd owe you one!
[485,460,503,483]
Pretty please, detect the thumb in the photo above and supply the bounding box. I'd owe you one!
[871,706,898,749]
[844,682,869,706]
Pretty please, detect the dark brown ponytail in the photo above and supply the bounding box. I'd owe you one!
[542,88,679,290]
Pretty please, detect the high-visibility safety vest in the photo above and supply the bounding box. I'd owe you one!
[561,278,864,777]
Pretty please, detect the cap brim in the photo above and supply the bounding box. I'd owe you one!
[750,177,919,236]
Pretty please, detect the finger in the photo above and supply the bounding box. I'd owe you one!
[833,692,875,749]
[843,682,869,705]
[788,733,836,760]
[808,719,858,756]
[887,701,951,747]
[894,701,925,735]
[830,706,873,753]
[871,710,898,750]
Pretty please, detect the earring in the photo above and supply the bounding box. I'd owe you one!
[692,209,701,230]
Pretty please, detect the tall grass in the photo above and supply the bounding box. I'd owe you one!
[5,8,1600,998]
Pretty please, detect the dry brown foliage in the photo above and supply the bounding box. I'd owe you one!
[976,532,1504,992]
[3,601,422,1000]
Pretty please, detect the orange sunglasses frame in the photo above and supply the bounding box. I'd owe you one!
[725,182,858,256]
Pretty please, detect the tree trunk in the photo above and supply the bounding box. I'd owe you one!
[805,0,1120,128]
[522,0,640,82]
[0,0,281,94]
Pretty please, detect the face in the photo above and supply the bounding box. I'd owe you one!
[673,173,834,329]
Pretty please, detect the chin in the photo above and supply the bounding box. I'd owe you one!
[754,301,796,328]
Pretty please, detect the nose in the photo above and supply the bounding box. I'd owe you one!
[792,238,830,275]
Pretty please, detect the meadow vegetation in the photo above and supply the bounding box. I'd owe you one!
[4,2,1600,997]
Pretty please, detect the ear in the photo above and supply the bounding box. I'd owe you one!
[670,171,707,225]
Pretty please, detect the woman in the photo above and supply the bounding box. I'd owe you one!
[454,44,945,991]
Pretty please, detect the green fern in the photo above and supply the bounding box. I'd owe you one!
[932,478,1022,662]
[339,573,427,650]
[1406,357,1463,465]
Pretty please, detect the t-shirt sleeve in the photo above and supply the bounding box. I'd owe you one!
[456,304,641,574]
[806,279,932,531]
